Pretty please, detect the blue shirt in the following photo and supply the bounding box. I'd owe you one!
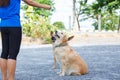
[0,0,21,27]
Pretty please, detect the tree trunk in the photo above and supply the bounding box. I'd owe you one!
[98,14,101,32]
[72,0,76,30]
[69,16,72,30]
[76,15,80,31]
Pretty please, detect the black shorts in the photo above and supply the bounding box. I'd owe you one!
[0,27,22,60]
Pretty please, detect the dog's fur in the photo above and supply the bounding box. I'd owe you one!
[51,31,88,76]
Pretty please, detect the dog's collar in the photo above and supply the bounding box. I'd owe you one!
[54,43,67,48]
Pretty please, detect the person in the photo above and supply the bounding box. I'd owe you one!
[0,0,51,80]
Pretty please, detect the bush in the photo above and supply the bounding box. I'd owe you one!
[22,14,58,44]
[53,21,65,30]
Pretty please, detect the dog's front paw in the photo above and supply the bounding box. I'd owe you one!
[52,65,56,69]
[57,70,62,74]
[59,72,65,76]
[59,73,65,76]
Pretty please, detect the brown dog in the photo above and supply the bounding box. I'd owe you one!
[51,31,88,76]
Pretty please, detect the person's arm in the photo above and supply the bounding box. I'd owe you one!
[23,0,51,10]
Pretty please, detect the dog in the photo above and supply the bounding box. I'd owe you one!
[50,31,88,76]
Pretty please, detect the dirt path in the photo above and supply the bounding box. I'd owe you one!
[0,32,120,47]
[69,32,120,46]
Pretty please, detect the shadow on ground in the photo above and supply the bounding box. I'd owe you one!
[0,45,120,80]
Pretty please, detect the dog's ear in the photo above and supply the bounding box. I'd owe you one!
[50,31,53,36]
[62,36,68,43]
[68,36,74,41]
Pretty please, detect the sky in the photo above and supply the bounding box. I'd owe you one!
[50,0,95,31]
[50,0,73,29]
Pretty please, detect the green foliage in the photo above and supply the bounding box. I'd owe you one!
[53,21,65,30]
[21,0,55,17]
[101,12,118,31]
[22,14,58,44]
[92,21,98,30]
[80,0,120,31]
[21,0,56,43]
[34,0,55,17]
[92,11,119,31]
[90,0,120,14]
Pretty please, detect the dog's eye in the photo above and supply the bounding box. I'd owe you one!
[55,34,60,38]
[51,37,56,42]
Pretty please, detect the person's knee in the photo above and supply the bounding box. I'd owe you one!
[8,54,17,60]
[1,52,8,59]
[8,50,19,60]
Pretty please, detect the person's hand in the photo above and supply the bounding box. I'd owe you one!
[43,4,51,10]
[24,0,51,10]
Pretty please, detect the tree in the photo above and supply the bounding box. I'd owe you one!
[53,21,65,30]
[72,0,76,30]
[83,0,120,31]
[72,0,87,31]
[101,12,118,31]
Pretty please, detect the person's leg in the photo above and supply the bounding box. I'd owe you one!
[7,28,22,80]
[0,28,9,80]
[0,58,7,80]
[7,59,16,80]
